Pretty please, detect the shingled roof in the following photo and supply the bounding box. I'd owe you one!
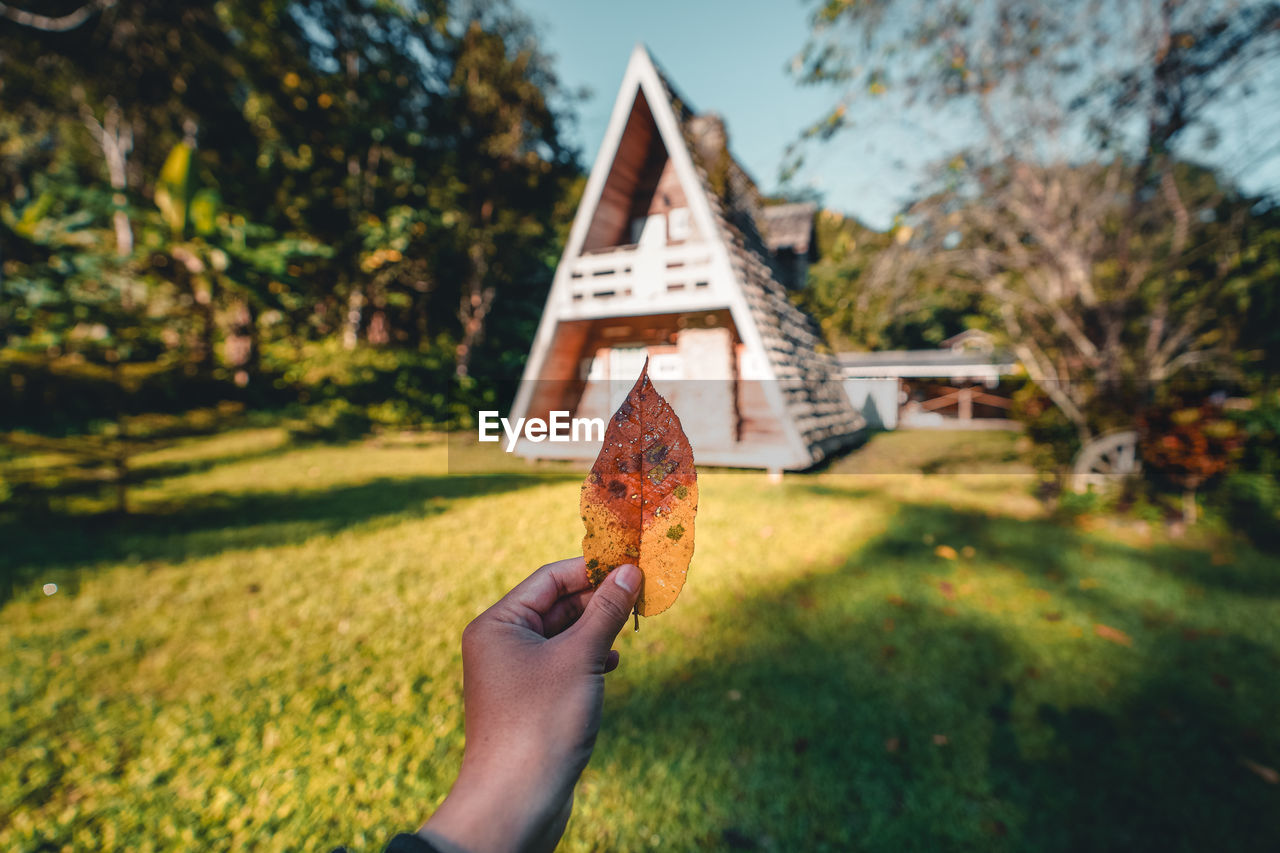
[760,203,818,256]
[648,53,862,463]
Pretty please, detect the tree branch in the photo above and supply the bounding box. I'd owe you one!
[0,0,113,31]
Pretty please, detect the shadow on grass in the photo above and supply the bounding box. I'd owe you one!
[0,471,577,604]
[852,498,1280,600]
[595,501,1280,851]
[130,436,297,483]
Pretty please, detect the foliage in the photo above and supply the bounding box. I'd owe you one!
[1138,401,1244,493]
[790,0,1280,445]
[1214,393,1280,547]
[798,209,986,351]
[4,429,1280,850]
[1008,379,1081,471]
[0,0,580,435]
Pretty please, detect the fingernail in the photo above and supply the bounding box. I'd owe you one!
[615,563,641,594]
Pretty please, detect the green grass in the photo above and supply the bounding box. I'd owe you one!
[3,429,1280,851]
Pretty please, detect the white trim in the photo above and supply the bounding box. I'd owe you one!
[511,45,653,423]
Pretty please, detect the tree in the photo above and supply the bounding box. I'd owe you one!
[792,0,1280,442]
[1,0,579,433]
[798,208,986,351]
[892,158,1267,442]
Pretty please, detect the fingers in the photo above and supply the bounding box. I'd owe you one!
[494,557,591,630]
[565,564,641,660]
[540,587,593,637]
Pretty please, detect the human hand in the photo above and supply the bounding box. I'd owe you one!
[417,557,642,853]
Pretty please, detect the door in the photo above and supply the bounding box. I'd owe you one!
[608,345,649,413]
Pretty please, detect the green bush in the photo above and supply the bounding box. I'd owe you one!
[1054,487,1102,520]
[1217,472,1280,547]
[263,340,457,432]
[285,399,376,444]
[1212,392,1280,546]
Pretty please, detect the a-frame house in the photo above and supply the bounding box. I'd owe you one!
[509,45,862,470]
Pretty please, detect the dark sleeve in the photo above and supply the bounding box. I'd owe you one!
[329,832,445,853]
[383,834,445,853]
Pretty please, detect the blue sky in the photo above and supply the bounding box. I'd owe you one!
[517,0,1280,230]
[517,0,943,230]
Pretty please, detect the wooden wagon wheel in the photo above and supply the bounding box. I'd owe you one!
[1070,429,1141,494]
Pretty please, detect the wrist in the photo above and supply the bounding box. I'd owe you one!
[419,757,563,853]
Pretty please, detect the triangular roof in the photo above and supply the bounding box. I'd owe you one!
[511,44,861,468]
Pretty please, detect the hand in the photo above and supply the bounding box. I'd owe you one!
[418,557,642,853]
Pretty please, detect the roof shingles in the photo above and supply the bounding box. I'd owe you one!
[649,59,862,463]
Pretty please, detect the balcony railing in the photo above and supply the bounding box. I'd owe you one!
[566,242,714,306]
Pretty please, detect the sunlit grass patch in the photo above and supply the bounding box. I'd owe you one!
[3,429,1279,851]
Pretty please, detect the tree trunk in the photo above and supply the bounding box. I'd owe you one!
[225,299,257,386]
[1183,488,1198,526]
[80,101,133,259]
[366,289,389,346]
[343,287,364,350]
[455,242,494,379]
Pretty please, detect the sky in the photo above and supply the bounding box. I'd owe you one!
[516,0,944,230]
[516,0,1280,231]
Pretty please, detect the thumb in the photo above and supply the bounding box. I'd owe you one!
[569,563,642,657]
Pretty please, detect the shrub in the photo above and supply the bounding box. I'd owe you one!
[1212,392,1280,547]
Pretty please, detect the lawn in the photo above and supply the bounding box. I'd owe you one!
[3,429,1279,851]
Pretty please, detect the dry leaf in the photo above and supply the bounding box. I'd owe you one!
[581,362,698,617]
[1094,623,1133,646]
[934,545,958,560]
[1242,758,1279,785]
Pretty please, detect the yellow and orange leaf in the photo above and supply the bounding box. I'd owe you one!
[581,362,698,617]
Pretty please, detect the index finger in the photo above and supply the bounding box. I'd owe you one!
[504,556,591,617]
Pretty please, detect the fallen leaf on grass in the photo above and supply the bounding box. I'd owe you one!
[934,545,958,560]
[581,362,697,617]
[932,734,949,746]
[939,581,956,600]
[1094,623,1133,646]
[1242,758,1279,785]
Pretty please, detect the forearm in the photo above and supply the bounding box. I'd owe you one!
[418,760,571,853]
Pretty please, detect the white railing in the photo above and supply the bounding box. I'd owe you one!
[565,242,714,305]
